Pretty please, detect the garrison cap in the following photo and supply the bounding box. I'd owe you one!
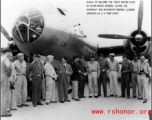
[73,55,79,59]
[133,54,138,58]
[122,54,128,59]
[17,53,24,56]
[80,56,84,59]
[99,53,103,57]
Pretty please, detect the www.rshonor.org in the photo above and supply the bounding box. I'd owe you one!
[91,109,152,115]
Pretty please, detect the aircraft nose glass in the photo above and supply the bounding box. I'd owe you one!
[16,16,29,25]
[18,24,28,43]
[13,7,44,43]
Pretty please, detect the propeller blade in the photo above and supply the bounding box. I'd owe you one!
[138,1,144,34]
[1,25,11,41]
[98,34,134,39]
[143,37,151,41]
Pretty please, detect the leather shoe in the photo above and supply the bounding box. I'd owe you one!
[65,100,70,102]
[37,103,44,105]
[11,108,17,110]
[89,96,92,98]
[74,99,80,101]
[33,104,37,107]
[59,101,64,103]
[138,98,143,100]
[115,95,118,98]
[46,102,49,105]
[50,101,57,103]
[17,105,23,108]
[143,99,147,103]
[110,94,114,97]
[132,96,136,98]
[22,104,29,107]
[94,96,98,98]
[1,114,12,117]
[81,96,86,98]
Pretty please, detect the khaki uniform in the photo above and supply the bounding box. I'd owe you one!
[1,56,11,115]
[131,60,141,97]
[8,62,17,109]
[87,61,100,96]
[108,60,119,96]
[14,60,27,105]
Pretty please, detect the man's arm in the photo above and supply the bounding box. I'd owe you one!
[4,59,12,77]
[97,62,100,78]
[68,64,73,76]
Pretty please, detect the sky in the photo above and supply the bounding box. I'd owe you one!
[1,0,151,60]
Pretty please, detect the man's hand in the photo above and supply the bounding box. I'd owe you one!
[29,78,32,81]
[6,68,12,77]
[83,73,87,76]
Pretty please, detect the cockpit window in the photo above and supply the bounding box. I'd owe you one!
[18,24,28,43]
[30,16,44,34]
[13,30,23,43]
[57,8,66,16]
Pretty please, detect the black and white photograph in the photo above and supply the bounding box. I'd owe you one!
[1,0,151,120]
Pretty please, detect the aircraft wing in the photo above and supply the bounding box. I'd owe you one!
[97,45,124,57]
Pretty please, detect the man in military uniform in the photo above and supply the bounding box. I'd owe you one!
[1,52,13,117]
[27,54,44,107]
[98,53,108,98]
[121,55,132,99]
[14,53,29,108]
[87,54,100,98]
[71,55,81,101]
[130,54,141,98]
[107,53,120,98]
[78,56,87,98]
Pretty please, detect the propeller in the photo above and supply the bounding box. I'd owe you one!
[1,25,11,41]
[98,34,134,39]
[97,1,151,57]
[1,25,20,55]
[138,0,143,34]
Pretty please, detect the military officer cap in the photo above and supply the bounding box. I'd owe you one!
[33,54,40,58]
[89,54,95,58]
[109,53,115,57]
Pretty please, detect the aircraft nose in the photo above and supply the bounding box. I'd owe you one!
[12,7,44,43]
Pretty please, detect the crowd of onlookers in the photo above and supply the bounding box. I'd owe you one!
[1,50,151,117]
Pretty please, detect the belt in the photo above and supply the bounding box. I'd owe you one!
[132,71,138,73]
[91,70,97,72]
[16,74,25,76]
[109,70,117,71]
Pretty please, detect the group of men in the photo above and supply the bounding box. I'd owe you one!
[1,50,151,117]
